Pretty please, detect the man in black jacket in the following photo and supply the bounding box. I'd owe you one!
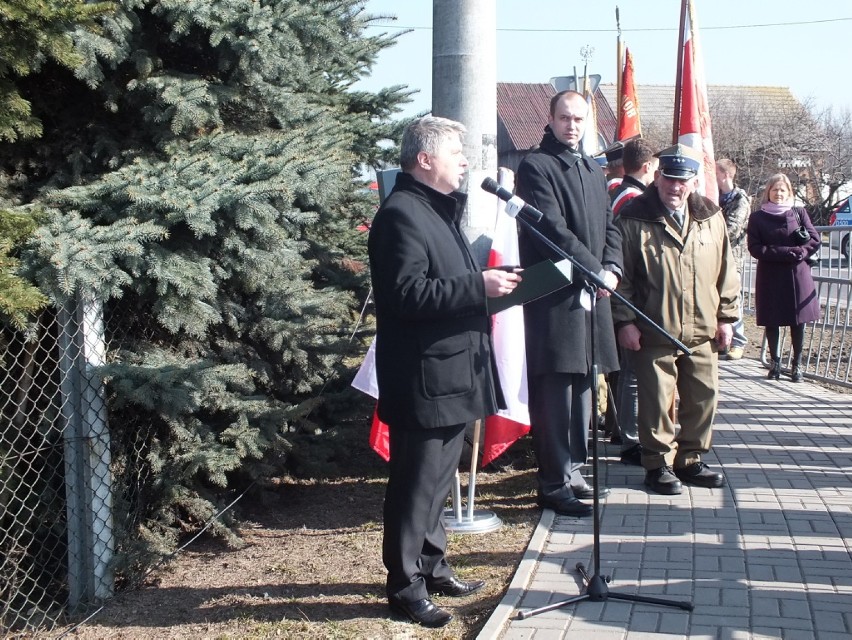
[515,90,623,518]
[368,116,521,628]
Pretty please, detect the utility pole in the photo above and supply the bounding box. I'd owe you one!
[432,0,497,264]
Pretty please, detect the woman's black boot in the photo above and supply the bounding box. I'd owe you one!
[767,360,781,380]
[790,358,803,382]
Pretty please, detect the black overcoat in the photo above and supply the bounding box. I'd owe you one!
[747,206,821,327]
[515,127,623,375]
[368,172,504,429]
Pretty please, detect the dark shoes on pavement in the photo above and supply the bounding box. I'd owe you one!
[620,443,643,466]
[646,462,726,494]
[537,495,594,517]
[389,597,452,627]
[645,465,683,495]
[571,483,611,500]
[768,360,804,382]
[427,577,485,597]
[767,361,781,380]
[675,461,726,488]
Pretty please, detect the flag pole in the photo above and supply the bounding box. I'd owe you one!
[615,7,623,134]
[443,420,502,533]
[672,0,688,143]
[466,420,482,520]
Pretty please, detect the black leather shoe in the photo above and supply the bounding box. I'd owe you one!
[620,443,643,466]
[427,576,485,597]
[571,483,611,500]
[537,496,594,517]
[645,466,683,495]
[388,597,452,627]
[791,366,803,382]
[675,462,726,488]
[768,361,781,380]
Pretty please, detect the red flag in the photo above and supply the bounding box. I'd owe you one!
[356,170,534,465]
[368,406,390,462]
[676,0,717,203]
[352,339,390,460]
[482,170,531,466]
[616,48,642,141]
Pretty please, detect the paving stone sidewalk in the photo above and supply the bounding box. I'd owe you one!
[478,357,852,640]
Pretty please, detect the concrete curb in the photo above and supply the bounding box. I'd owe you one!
[475,508,554,640]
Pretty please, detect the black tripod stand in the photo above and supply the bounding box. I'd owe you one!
[509,214,695,619]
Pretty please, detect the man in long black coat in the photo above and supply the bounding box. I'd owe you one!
[368,116,521,628]
[515,90,623,517]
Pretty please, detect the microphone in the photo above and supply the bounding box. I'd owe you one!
[481,177,544,223]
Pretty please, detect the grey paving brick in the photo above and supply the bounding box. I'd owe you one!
[481,359,852,640]
[812,609,850,633]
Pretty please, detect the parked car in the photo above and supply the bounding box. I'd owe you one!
[828,197,852,258]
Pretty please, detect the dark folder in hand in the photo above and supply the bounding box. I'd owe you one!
[487,259,573,315]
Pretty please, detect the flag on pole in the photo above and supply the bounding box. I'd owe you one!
[581,78,600,156]
[482,169,531,467]
[351,338,390,461]
[354,171,532,465]
[616,47,642,141]
[676,0,717,203]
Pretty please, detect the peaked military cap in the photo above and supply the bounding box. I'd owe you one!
[655,143,702,180]
[603,140,625,163]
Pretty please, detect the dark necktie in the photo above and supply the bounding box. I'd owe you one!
[672,209,684,230]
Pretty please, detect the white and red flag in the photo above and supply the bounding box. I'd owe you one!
[353,171,531,465]
[351,338,390,461]
[676,0,717,202]
[616,47,642,141]
[481,170,531,467]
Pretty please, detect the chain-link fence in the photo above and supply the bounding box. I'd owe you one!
[1,294,152,635]
[2,230,850,636]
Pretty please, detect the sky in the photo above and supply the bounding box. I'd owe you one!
[356,0,852,119]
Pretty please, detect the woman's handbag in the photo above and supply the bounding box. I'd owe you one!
[791,208,811,246]
[792,208,819,266]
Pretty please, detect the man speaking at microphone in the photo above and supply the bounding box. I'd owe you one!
[368,116,521,627]
[515,90,623,517]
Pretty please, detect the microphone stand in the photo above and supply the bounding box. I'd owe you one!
[512,214,694,619]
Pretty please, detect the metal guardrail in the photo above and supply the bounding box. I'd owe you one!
[741,225,852,388]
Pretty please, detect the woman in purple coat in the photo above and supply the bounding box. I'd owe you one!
[747,174,821,381]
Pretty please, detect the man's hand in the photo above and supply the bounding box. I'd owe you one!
[715,323,733,350]
[483,268,522,297]
[617,323,642,351]
[596,271,618,299]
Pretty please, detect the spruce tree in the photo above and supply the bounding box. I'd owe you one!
[0,0,111,327]
[1,0,412,557]
[0,0,112,141]
[0,209,47,329]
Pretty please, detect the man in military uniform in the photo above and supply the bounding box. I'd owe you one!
[612,144,740,495]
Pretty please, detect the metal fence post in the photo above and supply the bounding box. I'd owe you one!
[58,295,114,610]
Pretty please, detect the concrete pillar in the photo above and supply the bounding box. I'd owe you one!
[432,0,497,264]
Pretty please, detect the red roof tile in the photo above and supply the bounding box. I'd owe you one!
[497,82,617,152]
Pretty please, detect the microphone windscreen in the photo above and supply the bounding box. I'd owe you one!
[481,177,501,195]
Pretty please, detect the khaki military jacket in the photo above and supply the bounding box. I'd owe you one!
[612,185,740,348]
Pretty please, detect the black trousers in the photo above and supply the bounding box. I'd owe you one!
[383,422,466,603]
[528,372,592,501]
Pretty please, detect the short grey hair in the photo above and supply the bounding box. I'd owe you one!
[399,116,466,171]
